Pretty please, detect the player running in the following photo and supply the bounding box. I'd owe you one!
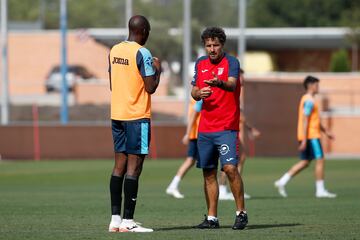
[191,27,248,230]
[274,76,336,198]
[166,99,202,199]
[108,15,161,233]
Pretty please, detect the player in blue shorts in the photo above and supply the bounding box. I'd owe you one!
[166,99,202,198]
[192,27,247,230]
[108,15,161,233]
[275,76,336,198]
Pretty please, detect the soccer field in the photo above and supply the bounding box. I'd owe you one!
[0,158,359,240]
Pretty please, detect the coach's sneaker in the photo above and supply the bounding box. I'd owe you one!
[196,215,220,229]
[316,189,337,198]
[166,188,184,199]
[274,180,288,198]
[232,211,248,230]
[108,215,121,232]
[119,219,153,232]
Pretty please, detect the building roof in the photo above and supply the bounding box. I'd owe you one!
[87,27,352,50]
[225,27,350,49]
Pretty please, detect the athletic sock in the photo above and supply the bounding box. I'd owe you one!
[219,184,228,195]
[110,175,124,215]
[278,173,291,185]
[168,175,181,190]
[123,175,139,219]
[111,215,121,224]
[207,215,218,221]
[236,210,246,215]
[316,180,325,192]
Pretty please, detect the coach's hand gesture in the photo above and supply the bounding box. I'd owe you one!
[204,72,222,87]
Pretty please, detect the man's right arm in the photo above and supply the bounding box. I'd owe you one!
[191,58,212,100]
[191,86,212,101]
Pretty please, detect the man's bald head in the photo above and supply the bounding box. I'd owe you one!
[129,15,150,34]
[128,15,151,45]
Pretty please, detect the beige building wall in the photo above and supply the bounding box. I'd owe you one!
[245,74,360,156]
[4,31,109,95]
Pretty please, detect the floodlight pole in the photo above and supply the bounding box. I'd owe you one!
[125,0,132,25]
[60,0,68,124]
[183,0,191,123]
[238,0,246,110]
[238,0,246,67]
[1,0,9,125]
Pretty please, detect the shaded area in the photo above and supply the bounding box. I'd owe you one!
[156,223,302,231]
[246,223,302,230]
[249,196,285,200]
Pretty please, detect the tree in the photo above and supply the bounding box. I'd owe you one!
[8,0,124,29]
[342,5,360,71]
[329,49,350,72]
[8,0,40,22]
[247,0,354,27]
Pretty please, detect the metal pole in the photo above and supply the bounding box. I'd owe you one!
[39,0,46,29]
[238,0,246,111]
[125,0,132,27]
[60,0,68,124]
[238,0,246,66]
[1,0,9,125]
[352,43,358,72]
[183,0,191,123]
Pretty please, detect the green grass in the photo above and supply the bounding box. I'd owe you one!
[0,158,359,240]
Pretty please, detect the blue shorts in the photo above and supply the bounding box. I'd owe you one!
[187,139,199,159]
[197,130,239,170]
[299,138,324,161]
[111,118,150,155]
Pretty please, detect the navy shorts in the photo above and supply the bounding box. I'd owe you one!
[299,138,324,161]
[197,130,239,169]
[111,118,150,155]
[187,139,199,159]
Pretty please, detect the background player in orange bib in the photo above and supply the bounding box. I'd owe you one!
[166,99,202,199]
[274,76,336,198]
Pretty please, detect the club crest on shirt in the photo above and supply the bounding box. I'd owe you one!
[218,68,224,75]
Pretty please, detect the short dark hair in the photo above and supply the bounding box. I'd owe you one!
[303,75,319,90]
[201,27,226,45]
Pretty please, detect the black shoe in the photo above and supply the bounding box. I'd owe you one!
[232,211,248,230]
[196,215,220,229]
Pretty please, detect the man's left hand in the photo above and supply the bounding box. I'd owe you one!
[204,72,222,87]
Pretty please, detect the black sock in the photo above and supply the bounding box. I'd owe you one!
[123,175,139,219]
[110,175,124,215]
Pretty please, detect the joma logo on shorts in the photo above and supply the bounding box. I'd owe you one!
[112,57,129,65]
